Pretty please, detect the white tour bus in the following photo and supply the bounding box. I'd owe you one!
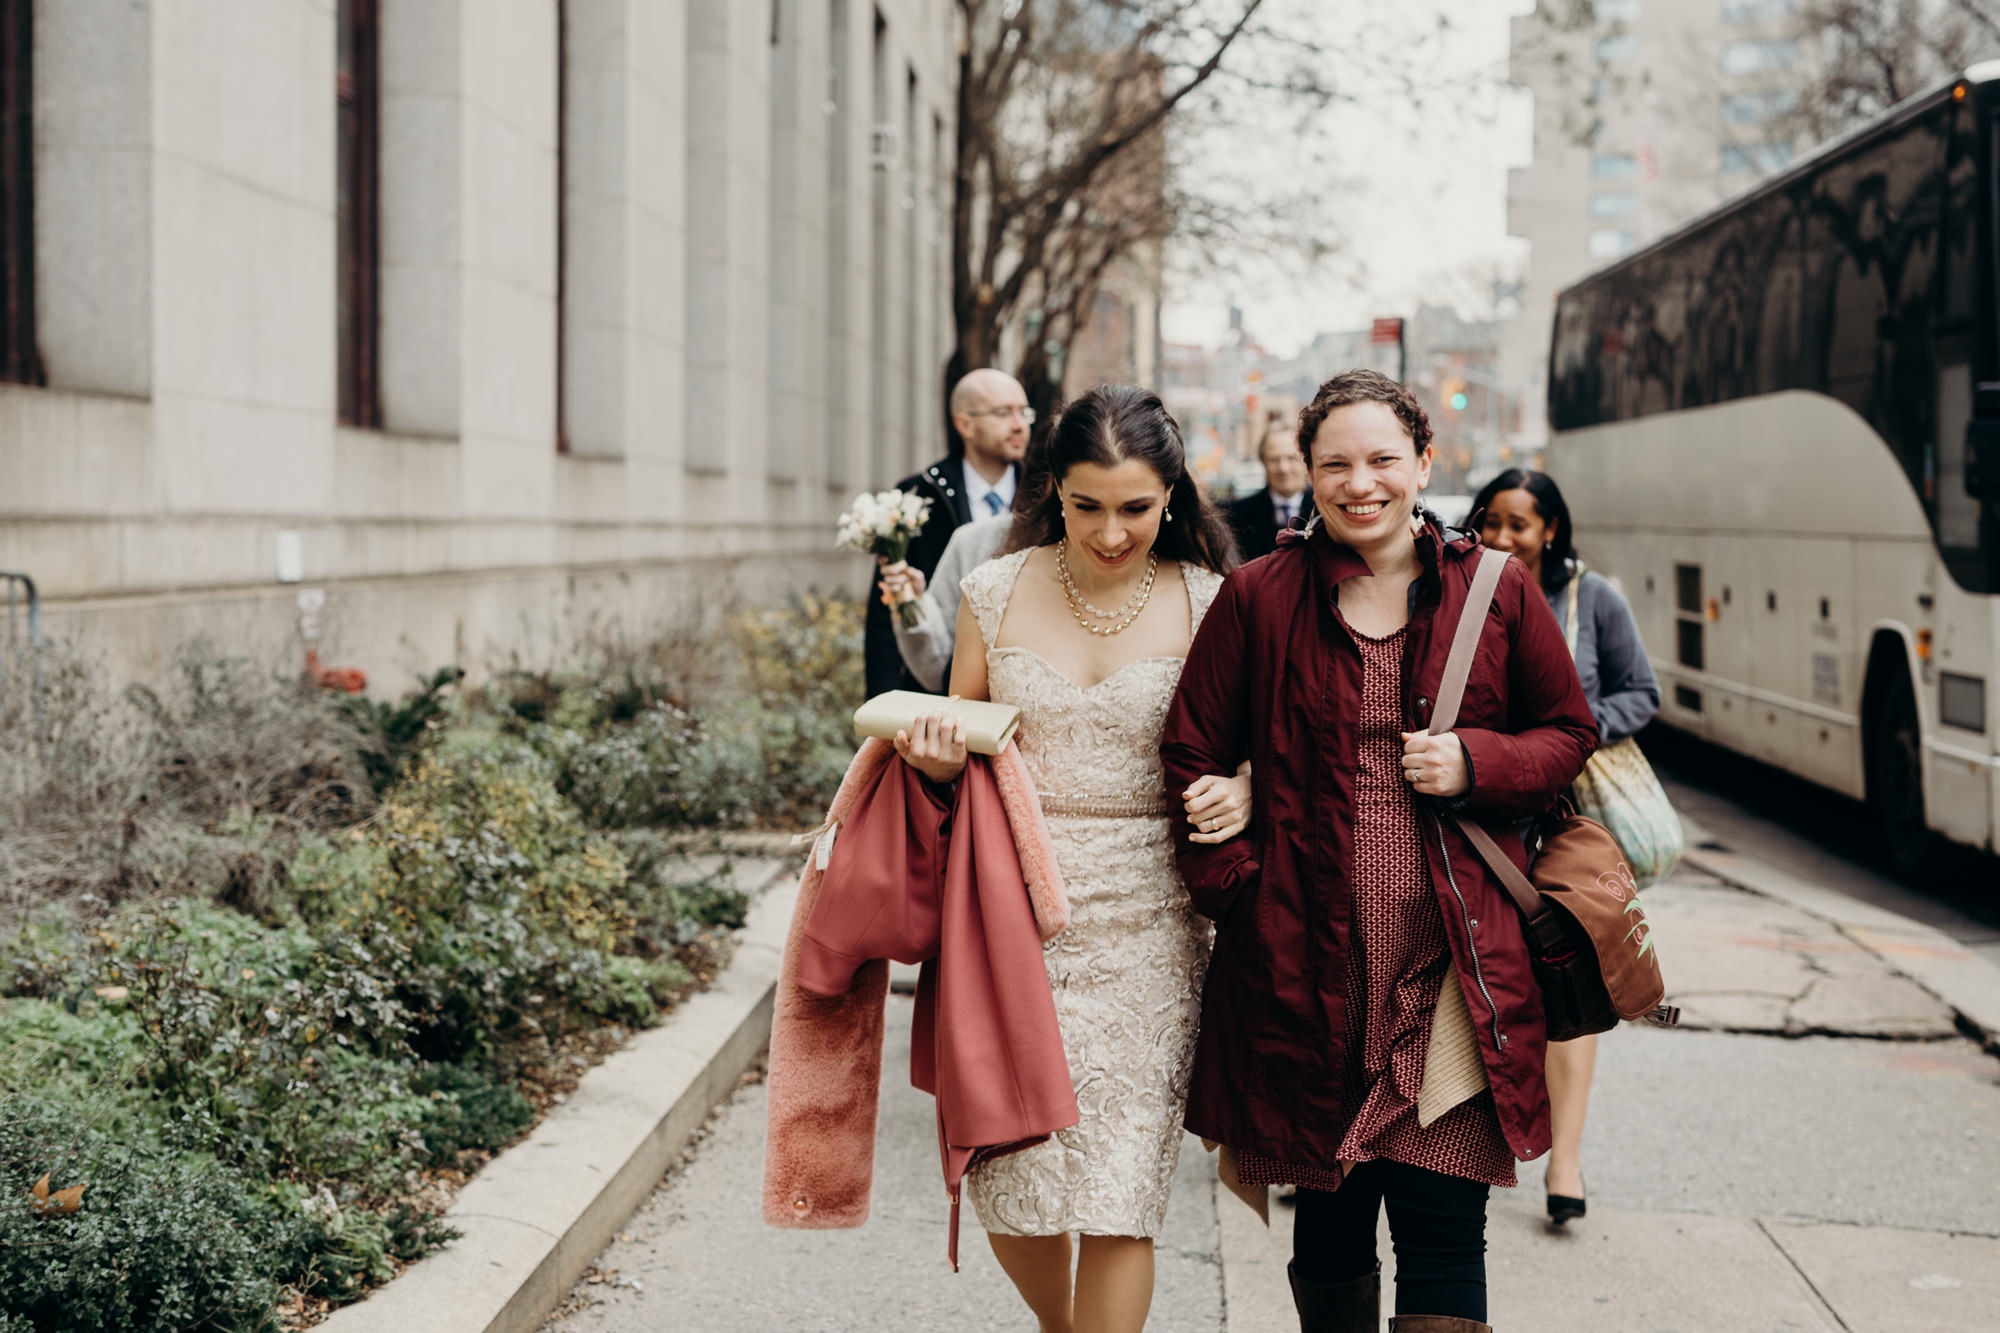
[1545,66,2000,868]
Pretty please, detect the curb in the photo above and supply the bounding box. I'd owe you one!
[319,858,800,1333]
[1678,815,2000,1050]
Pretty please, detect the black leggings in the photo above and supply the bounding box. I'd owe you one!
[1292,1160,1491,1322]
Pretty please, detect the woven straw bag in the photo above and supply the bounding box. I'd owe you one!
[1563,572,1684,888]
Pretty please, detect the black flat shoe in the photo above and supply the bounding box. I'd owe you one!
[1546,1176,1586,1225]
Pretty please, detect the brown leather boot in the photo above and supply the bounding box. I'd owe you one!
[1387,1316,1490,1332]
[1287,1261,1379,1332]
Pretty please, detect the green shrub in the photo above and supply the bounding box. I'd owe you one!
[409,1061,534,1165]
[733,592,864,715]
[265,1184,456,1303]
[610,831,751,949]
[341,665,463,793]
[545,700,716,829]
[293,738,650,1063]
[0,1000,152,1144]
[54,902,428,1193]
[495,594,861,832]
[0,603,842,1324]
[0,1094,292,1333]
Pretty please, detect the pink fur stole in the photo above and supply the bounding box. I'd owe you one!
[761,739,1065,1231]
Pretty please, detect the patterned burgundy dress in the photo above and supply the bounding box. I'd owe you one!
[1240,624,1516,1191]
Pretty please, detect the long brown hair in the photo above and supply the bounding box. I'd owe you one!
[1003,385,1237,574]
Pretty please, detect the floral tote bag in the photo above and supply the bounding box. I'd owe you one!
[1566,570,1685,889]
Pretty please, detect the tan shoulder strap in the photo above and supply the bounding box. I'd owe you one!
[1428,547,1559,932]
[1428,547,1510,736]
[1564,571,1581,659]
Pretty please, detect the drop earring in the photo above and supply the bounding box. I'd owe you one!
[1164,506,1174,523]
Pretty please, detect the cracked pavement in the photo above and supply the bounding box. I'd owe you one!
[1644,870,1961,1040]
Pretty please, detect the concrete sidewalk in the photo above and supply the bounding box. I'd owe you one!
[546,838,2000,1332]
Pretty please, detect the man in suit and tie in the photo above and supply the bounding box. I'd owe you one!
[1224,421,1310,563]
[864,368,1031,698]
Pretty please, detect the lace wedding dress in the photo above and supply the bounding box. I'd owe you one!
[958,548,1222,1239]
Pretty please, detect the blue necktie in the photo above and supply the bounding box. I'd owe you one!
[984,493,1004,516]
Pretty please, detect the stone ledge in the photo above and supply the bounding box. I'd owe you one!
[319,857,800,1333]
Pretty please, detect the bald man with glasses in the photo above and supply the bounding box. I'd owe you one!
[864,368,1032,698]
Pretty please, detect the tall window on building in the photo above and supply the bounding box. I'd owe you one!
[1588,228,1634,259]
[1591,153,1637,180]
[1723,89,1799,124]
[555,0,569,453]
[1724,0,1797,22]
[1721,39,1797,75]
[0,0,41,387]
[1721,142,1793,174]
[336,0,382,428]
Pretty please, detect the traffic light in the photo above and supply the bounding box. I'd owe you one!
[1442,377,1468,411]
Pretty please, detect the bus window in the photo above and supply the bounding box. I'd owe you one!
[1936,101,1977,325]
[1930,102,1980,552]
[1937,361,1978,548]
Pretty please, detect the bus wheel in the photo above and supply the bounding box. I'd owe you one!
[1864,658,1928,878]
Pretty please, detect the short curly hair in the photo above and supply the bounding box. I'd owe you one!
[1297,368,1433,460]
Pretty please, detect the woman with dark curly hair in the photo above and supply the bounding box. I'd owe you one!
[1162,369,1598,1332]
[894,384,1250,1332]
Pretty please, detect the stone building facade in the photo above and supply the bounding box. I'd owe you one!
[0,0,956,689]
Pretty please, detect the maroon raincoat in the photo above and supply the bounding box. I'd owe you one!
[1160,520,1597,1169]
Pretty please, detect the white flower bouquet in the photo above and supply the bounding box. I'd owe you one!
[837,489,933,627]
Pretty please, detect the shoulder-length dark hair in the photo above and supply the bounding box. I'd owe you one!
[1003,384,1238,574]
[1470,468,1577,591]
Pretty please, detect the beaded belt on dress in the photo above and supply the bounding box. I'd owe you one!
[1035,791,1171,818]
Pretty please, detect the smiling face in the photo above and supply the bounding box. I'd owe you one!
[1059,458,1171,575]
[1306,401,1434,555]
[1479,487,1555,583]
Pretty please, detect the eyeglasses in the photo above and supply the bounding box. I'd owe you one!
[967,405,1036,425]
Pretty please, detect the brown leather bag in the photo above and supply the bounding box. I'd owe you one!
[1430,549,1678,1042]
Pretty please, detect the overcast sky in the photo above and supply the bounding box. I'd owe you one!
[1161,0,1538,357]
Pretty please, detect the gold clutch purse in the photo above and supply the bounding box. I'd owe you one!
[852,690,1021,756]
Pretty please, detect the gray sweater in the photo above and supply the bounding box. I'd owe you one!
[1545,564,1660,744]
[888,514,1012,692]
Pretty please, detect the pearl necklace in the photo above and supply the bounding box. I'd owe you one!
[1057,538,1158,636]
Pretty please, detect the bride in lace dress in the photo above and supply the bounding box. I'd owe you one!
[892,385,1247,1333]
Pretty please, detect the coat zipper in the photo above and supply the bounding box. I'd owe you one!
[1427,810,1505,1052]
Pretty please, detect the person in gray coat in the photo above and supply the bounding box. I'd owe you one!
[876,514,1012,692]
[1472,467,1661,1230]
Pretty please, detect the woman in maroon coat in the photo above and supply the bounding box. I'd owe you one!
[1161,370,1597,1333]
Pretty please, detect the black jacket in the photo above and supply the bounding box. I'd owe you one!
[864,456,1006,699]
[1224,488,1303,564]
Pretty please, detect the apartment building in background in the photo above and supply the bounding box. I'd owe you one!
[1499,0,1812,457]
[0,0,955,690]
